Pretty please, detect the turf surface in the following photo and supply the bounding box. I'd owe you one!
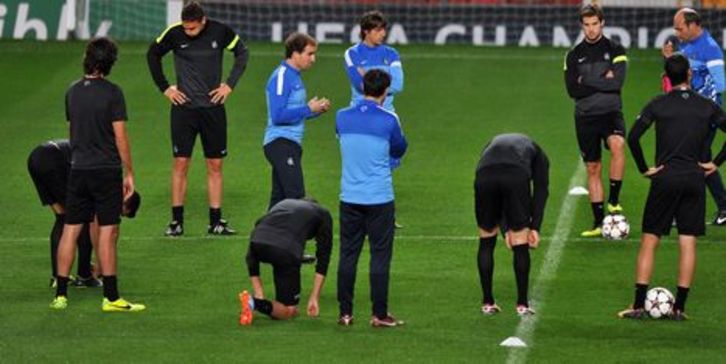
[1,41,725,362]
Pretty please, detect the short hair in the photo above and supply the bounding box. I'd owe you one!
[681,8,701,26]
[359,10,387,40]
[284,32,316,59]
[665,53,690,86]
[363,69,391,98]
[83,37,117,76]
[124,191,141,218]
[181,1,205,22]
[579,4,604,23]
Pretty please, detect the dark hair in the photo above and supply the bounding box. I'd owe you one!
[181,1,205,22]
[359,10,387,40]
[284,32,316,58]
[580,4,604,23]
[363,69,391,98]
[681,8,701,26]
[124,191,141,218]
[83,37,117,76]
[665,53,690,86]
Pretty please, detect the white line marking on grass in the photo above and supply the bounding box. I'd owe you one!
[505,162,586,364]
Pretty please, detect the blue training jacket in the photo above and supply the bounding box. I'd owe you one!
[344,43,403,112]
[337,99,408,205]
[680,30,726,105]
[264,61,319,146]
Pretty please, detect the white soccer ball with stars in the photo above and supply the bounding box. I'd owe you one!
[644,287,674,319]
[601,214,630,240]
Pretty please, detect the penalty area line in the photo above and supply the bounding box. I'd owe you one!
[505,161,585,363]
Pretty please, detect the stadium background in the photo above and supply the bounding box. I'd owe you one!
[1,0,726,362]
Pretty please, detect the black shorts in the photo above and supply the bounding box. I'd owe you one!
[474,166,532,231]
[642,172,705,236]
[28,146,67,206]
[575,112,626,162]
[65,168,123,226]
[247,242,301,306]
[170,105,227,159]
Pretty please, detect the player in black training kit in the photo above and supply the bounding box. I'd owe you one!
[50,37,144,312]
[147,1,249,236]
[239,199,332,325]
[29,139,141,288]
[619,54,726,321]
[475,133,549,316]
[565,4,628,237]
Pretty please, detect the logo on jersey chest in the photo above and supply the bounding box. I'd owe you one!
[604,53,610,61]
[212,40,218,49]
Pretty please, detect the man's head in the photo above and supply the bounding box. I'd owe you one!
[83,37,118,76]
[363,69,391,100]
[359,10,387,45]
[579,4,604,43]
[181,1,207,37]
[122,191,141,218]
[673,8,702,42]
[285,32,317,70]
[664,53,691,86]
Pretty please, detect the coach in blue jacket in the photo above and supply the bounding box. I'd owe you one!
[335,70,408,328]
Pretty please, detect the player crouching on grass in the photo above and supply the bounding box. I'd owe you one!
[474,133,549,316]
[239,199,332,325]
[618,54,726,321]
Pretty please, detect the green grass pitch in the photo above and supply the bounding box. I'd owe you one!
[1,41,725,362]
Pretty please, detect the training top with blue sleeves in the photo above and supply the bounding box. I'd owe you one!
[344,43,403,112]
[679,30,726,105]
[337,99,408,205]
[264,61,320,146]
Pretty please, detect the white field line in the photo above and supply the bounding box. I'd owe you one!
[506,161,585,364]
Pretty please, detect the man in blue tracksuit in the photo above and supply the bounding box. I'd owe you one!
[663,8,726,224]
[264,32,330,210]
[336,70,407,328]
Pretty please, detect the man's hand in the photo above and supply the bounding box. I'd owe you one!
[123,174,135,200]
[699,161,718,176]
[604,70,614,79]
[357,67,365,76]
[209,83,232,104]
[307,298,319,317]
[164,85,189,105]
[644,165,664,177]
[662,42,674,58]
[308,96,331,114]
[528,230,540,249]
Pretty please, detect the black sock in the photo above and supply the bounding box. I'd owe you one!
[55,276,69,297]
[172,205,184,224]
[633,283,648,309]
[477,236,497,305]
[512,244,530,306]
[609,179,622,206]
[253,298,273,316]
[209,208,221,226]
[674,286,690,312]
[103,275,119,301]
[51,214,64,278]
[591,202,605,228]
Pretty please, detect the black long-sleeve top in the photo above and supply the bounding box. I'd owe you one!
[147,19,249,108]
[248,199,333,277]
[476,133,550,231]
[628,88,726,176]
[564,36,627,117]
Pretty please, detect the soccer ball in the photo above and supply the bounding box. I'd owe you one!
[644,287,674,319]
[601,214,630,240]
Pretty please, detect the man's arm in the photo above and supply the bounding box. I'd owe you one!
[388,48,404,95]
[705,46,726,96]
[344,48,364,93]
[146,27,175,93]
[627,106,655,174]
[580,45,627,92]
[223,28,249,89]
[529,144,550,232]
[267,73,316,125]
[307,209,332,317]
[711,108,726,166]
[389,116,408,159]
[113,121,134,199]
[245,248,264,298]
[564,51,598,99]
